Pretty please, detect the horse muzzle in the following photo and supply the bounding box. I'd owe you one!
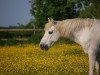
[40,44,49,51]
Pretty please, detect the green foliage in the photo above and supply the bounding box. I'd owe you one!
[0,31,33,39]
[0,40,18,46]
[30,0,79,28]
[28,31,44,44]
[79,1,100,19]
[30,0,100,28]
[0,31,34,46]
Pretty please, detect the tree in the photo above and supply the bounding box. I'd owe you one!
[30,0,79,28]
[79,0,100,18]
[25,19,35,28]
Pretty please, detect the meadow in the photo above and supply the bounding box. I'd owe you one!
[0,43,89,75]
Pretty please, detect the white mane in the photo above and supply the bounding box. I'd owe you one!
[45,18,95,37]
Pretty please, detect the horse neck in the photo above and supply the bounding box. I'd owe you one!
[57,19,78,38]
[57,19,94,43]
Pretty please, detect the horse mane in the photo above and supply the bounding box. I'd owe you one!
[57,18,95,37]
[45,18,95,37]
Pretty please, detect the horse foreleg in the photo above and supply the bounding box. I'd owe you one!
[88,50,96,75]
[95,61,100,75]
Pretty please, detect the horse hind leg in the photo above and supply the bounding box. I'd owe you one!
[88,51,96,75]
[95,61,100,75]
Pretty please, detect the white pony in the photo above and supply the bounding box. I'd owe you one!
[40,18,100,75]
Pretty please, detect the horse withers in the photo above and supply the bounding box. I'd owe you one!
[40,18,100,75]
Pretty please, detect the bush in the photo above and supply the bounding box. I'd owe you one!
[79,3,100,19]
[28,31,44,44]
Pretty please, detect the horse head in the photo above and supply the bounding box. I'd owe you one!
[39,18,60,51]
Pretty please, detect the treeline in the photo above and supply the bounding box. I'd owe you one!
[30,0,100,28]
[0,19,42,45]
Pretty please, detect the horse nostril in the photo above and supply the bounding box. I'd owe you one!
[40,44,42,47]
[40,44,44,50]
[44,45,48,50]
[40,44,49,50]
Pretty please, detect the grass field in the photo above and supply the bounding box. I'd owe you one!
[0,43,89,75]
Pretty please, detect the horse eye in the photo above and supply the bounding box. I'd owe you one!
[48,31,53,34]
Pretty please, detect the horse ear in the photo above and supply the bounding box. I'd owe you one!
[48,18,57,25]
[51,18,53,22]
[48,18,51,22]
[51,18,57,25]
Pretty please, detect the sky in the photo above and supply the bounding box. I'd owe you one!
[0,0,33,27]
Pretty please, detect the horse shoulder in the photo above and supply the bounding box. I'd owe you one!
[73,27,93,54]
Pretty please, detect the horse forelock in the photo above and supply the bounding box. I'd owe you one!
[44,21,60,31]
[44,22,52,31]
